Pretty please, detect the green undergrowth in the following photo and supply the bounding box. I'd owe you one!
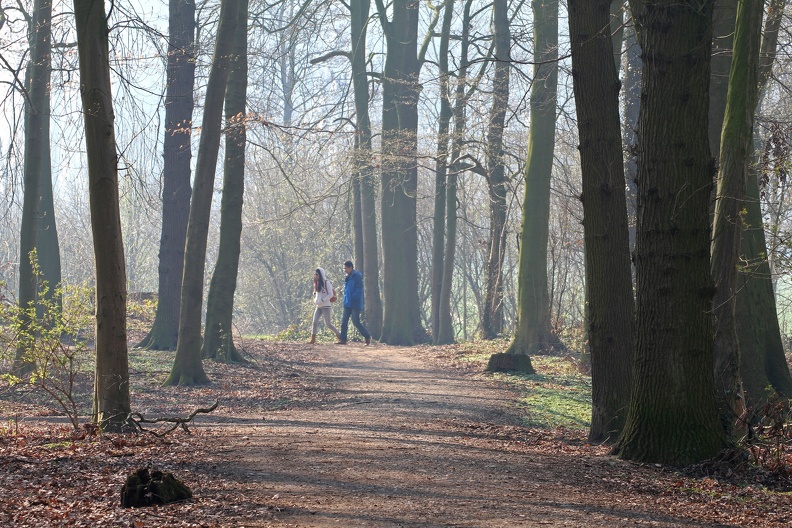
[496,356,591,431]
[510,356,591,429]
[448,340,592,432]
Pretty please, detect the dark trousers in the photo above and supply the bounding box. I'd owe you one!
[340,307,370,341]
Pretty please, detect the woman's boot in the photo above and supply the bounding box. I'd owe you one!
[307,334,316,345]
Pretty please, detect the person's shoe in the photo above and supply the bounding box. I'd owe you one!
[365,336,371,346]
[335,340,347,345]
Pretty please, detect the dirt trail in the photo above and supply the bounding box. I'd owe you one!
[202,343,716,527]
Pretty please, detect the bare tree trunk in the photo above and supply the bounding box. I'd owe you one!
[609,2,624,71]
[438,0,475,345]
[614,0,726,465]
[708,0,738,157]
[202,0,248,363]
[15,0,55,373]
[353,176,364,276]
[480,0,510,340]
[437,150,458,345]
[36,152,61,317]
[32,0,61,319]
[375,0,423,345]
[711,0,764,438]
[138,0,196,351]
[73,0,131,431]
[568,0,635,444]
[623,16,640,253]
[165,0,240,386]
[350,0,382,339]
[495,0,560,372]
[736,0,792,405]
[431,0,454,344]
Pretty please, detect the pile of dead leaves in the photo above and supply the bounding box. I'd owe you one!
[0,425,213,526]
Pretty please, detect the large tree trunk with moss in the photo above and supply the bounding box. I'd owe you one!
[710,0,764,438]
[568,0,635,444]
[375,0,423,345]
[613,0,726,465]
[480,0,510,341]
[493,0,560,372]
[74,0,131,432]
[165,0,240,386]
[137,0,196,351]
[708,0,738,157]
[736,0,792,405]
[350,0,382,339]
[202,0,247,364]
[738,163,792,402]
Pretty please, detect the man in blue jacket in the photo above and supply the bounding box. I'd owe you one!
[337,260,372,345]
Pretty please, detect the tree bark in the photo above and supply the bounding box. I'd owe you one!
[375,0,423,345]
[438,0,476,345]
[138,0,196,351]
[480,0,510,340]
[568,0,635,444]
[431,0,454,345]
[73,0,131,431]
[623,16,640,253]
[352,175,364,280]
[497,0,560,370]
[165,0,240,386]
[737,158,792,401]
[350,0,383,339]
[710,0,764,438]
[614,0,726,465]
[708,0,738,158]
[736,0,792,405]
[202,0,248,363]
[15,0,57,373]
[32,0,61,320]
[609,2,624,72]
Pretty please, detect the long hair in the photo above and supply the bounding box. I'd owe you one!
[315,268,325,293]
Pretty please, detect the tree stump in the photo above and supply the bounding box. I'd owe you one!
[486,352,535,374]
[121,467,192,508]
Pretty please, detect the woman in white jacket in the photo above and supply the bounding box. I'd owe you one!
[308,267,340,344]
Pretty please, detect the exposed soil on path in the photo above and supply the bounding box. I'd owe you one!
[2,340,790,527]
[192,342,787,527]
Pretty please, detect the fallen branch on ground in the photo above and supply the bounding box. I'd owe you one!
[128,401,219,436]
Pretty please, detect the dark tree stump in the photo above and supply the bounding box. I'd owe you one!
[486,353,535,374]
[121,467,192,508]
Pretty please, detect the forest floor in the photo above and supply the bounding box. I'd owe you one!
[1,336,791,527]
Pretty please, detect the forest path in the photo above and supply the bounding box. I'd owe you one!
[203,343,710,527]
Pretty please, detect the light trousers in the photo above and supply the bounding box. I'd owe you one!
[312,306,339,335]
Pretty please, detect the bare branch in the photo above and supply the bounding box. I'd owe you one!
[452,153,487,177]
[128,401,220,437]
[310,50,350,65]
[0,51,30,106]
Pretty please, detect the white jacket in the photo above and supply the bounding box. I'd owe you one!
[313,267,335,308]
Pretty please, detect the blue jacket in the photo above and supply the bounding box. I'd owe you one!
[343,269,365,310]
